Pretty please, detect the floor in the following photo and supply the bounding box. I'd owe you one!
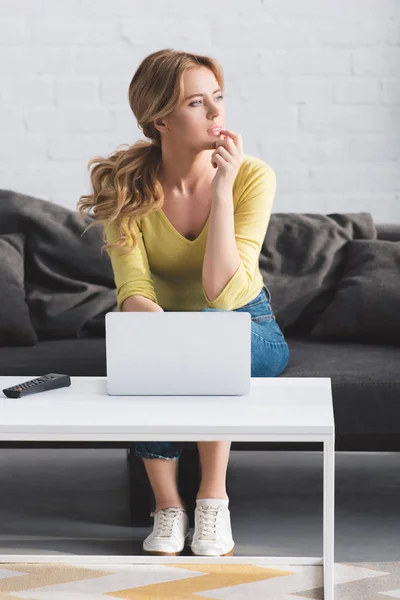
[0,449,398,561]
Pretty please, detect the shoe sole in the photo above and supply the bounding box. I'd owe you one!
[143,534,190,556]
[143,549,183,556]
[191,543,235,557]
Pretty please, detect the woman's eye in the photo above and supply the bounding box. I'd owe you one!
[190,94,224,107]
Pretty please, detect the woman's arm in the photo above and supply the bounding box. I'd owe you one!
[122,295,164,312]
[201,162,276,309]
[105,217,159,312]
[202,187,240,303]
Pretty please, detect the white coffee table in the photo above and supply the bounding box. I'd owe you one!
[0,376,335,599]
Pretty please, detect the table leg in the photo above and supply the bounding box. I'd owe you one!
[323,435,335,599]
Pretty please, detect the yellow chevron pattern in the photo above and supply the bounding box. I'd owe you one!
[106,564,295,599]
[0,561,397,599]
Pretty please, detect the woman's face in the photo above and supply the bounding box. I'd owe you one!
[160,66,226,149]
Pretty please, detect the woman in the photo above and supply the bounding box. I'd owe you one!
[77,48,290,558]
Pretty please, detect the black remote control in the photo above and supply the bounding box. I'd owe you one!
[2,373,71,398]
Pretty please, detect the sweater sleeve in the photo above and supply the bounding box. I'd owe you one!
[101,172,157,311]
[201,161,276,310]
[104,217,158,312]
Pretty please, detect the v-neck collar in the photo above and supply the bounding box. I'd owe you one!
[158,207,210,245]
[155,155,248,244]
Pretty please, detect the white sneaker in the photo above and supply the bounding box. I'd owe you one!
[191,499,235,556]
[143,507,190,556]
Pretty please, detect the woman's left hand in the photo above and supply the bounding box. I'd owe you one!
[210,129,244,196]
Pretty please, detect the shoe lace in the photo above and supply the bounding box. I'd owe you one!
[150,508,185,538]
[196,505,223,540]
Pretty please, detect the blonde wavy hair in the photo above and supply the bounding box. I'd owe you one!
[76,48,224,257]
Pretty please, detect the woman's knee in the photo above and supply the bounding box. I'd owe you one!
[251,341,290,378]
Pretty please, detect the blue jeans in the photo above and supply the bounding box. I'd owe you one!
[135,284,290,460]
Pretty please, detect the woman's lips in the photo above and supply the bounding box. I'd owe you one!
[208,126,222,136]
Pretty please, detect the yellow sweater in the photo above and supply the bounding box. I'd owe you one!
[104,153,276,312]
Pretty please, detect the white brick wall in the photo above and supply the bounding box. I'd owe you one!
[0,0,399,222]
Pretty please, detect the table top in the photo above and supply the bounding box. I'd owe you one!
[0,376,334,440]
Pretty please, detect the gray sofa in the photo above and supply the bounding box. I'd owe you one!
[1,188,399,526]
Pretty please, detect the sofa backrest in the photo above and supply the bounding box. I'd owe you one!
[376,223,400,242]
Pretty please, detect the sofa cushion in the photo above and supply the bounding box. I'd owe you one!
[259,212,376,333]
[0,233,37,346]
[310,240,400,345]
[0,188,117,341]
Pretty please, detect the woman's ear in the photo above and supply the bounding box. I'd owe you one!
[154,118,169,134]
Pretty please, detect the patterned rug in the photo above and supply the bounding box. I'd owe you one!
[0,561,399,599]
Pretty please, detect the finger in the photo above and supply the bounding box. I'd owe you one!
[213,153,228,166]
[211,147,230,167]
[216,136,238,155]
[219,129,237,138]
[216,135,234,147]
[219,129,240,142]
[212,142,231,157]
[212,153,225,168]
[219,129,243,153]
[215,146,232,160]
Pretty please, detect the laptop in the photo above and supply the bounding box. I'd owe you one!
[105,311,251,396]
